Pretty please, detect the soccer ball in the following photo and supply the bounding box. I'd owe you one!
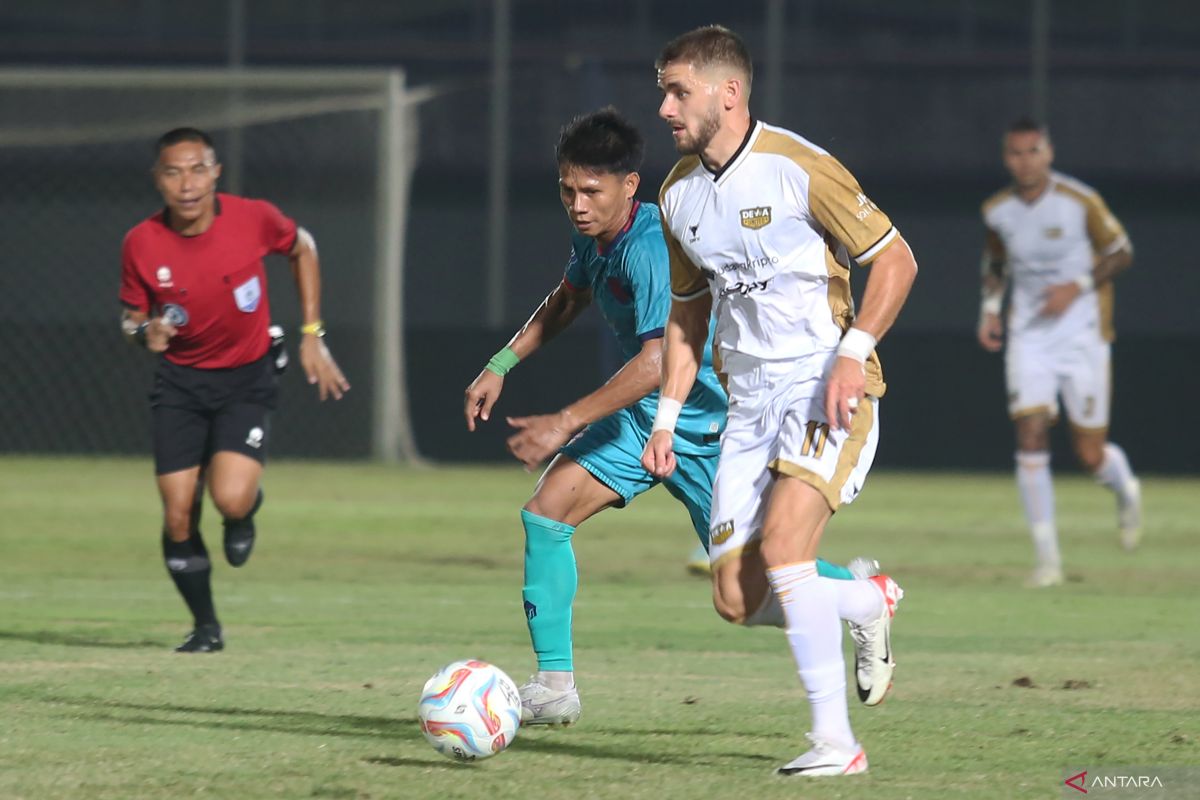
[417,659,521,762]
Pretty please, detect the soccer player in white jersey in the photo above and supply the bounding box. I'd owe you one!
[641,26,919,777]
[978,117,1141,587]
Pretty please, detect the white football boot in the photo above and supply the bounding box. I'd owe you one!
[777,734,868,777]
[518,677,581,726]
[848,574,903,706]
[1118,478,1143,552]
[1025,564,1064,588]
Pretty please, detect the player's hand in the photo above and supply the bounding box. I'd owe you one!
[145,317,177,353]
[464,369,505,431]
[1039,281,1081,317]
[505,411,575,470]
[978,312,1004,352]
[825,356,866,432]
[641,429,677,479]
[300,334,350,401]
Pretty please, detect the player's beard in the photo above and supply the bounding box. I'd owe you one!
[675,105,722,156]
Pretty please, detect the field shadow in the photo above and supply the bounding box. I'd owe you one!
[403,554,504,570]
[42,696,421,742]
[43,697,775,770]
[363,755,465,770]
[0,629,163,650]
[513,731,776,767]
[364,736,775,771]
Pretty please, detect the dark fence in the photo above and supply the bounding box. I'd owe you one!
[2,323,1195,473]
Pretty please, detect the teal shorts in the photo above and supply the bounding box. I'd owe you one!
[561,406,717,547]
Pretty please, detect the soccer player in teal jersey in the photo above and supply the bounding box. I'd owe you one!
[464,107,860,726]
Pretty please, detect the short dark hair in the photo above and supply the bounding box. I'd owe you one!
[655,25,753,89]
[555,107,644,175]
[1007,116,1050,140]
[155,127,216,157]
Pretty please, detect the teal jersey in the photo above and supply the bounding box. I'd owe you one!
[564,201,726,455]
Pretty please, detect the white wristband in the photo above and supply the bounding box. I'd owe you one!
[836,327,877,364]
[981,294,1002,317]
[1074,273,1095,292]
[651,398,683,434]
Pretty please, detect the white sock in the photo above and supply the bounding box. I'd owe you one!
[536,670,574,690]
[834,579,885,626]
[1016,451,1060,569]
[750,580,885,628]
[766,561,855,750]
[1093,442,1136,499]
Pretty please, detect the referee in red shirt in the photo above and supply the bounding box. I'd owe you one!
[119,128,349,652]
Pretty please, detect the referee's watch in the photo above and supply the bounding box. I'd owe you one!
[134,320,151,346]
[300,321,326,338]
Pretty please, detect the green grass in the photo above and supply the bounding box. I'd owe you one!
[0,457,1196,799]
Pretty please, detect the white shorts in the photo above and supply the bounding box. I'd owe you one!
[707,354,881,569]
[1006,334,1110,430]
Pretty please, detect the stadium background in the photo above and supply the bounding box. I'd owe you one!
[2,1,1197,472]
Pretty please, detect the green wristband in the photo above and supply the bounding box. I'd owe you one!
[485,346,520,377]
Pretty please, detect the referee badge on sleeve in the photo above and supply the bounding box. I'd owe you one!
[233,276,262,313]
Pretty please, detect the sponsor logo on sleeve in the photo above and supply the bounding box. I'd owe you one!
[855,193,878,221]
[710,519,735,546]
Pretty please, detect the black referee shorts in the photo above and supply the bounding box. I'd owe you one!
[150,355,279,475]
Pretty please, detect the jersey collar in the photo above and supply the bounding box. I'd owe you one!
[160,195,223,237]
[1015,173,1057,206]
[705,118,759,183]
[596,200,640,256]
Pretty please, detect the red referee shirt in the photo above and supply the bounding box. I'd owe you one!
[119,193,298,369]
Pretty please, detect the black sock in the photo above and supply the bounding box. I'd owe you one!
[163,530,218,628]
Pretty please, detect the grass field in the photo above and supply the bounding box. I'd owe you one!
[0,457,1196,800]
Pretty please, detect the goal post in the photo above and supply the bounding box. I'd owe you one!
[0,66,424,462]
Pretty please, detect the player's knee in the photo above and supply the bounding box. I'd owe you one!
[162,507,193,541]
[757,531,800,569]
[1016,432,1048,453]
[711,592,747,625]
[522,497,549,519]
[710,573,749,625]
[1015,416,1050,452]
[212,485,258,520]
[1075,442,1105,472]
[521,497,571,525]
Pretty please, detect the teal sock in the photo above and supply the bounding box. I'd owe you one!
[521,510,577,672]
[816,557,853,580]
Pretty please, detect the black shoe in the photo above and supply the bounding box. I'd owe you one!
[268,324,288,375]
[175,624,223,653]
[223,490,263,567]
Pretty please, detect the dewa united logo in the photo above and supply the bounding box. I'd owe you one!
[710,519,735,546]
[740,206,772,230]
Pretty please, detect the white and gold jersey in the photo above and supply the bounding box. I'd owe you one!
[982,171,1130,343]
[659,121,898,397]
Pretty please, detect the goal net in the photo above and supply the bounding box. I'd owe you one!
[0,68,422,462]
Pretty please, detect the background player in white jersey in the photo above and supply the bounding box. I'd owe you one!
[642,26,919,777]
[978,117,1141,587]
